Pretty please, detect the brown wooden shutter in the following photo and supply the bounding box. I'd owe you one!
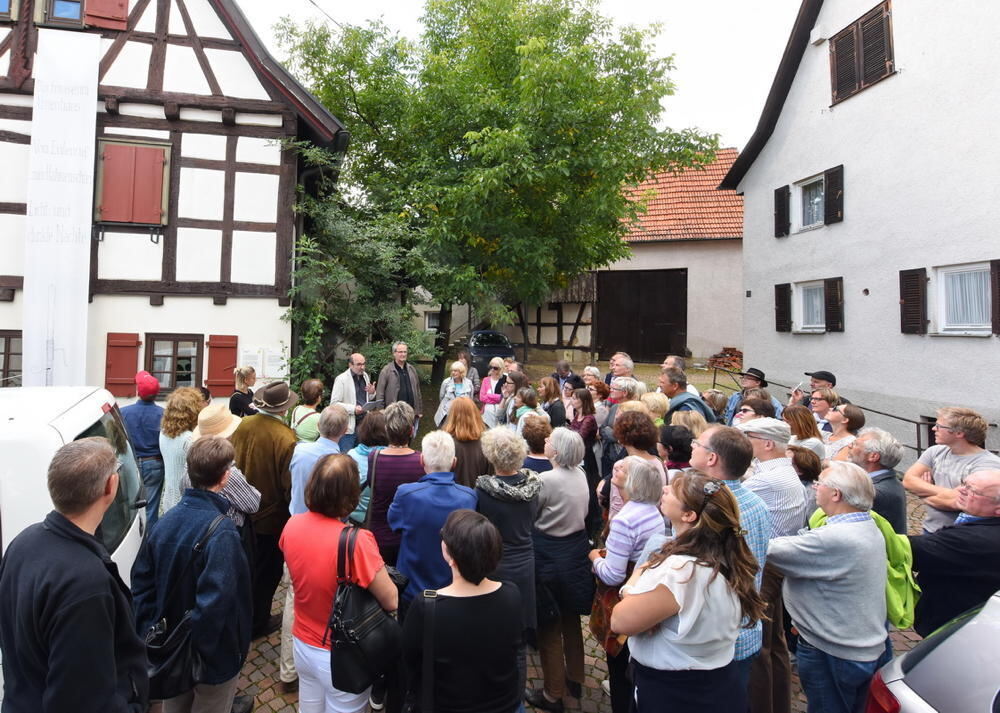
[991,260,1000,335]
[860,3,893,86]
[774,186,790,237]
[899,268,927,334]
[105,332,141,397]
[775,284,792,332]
[824,277,844,332]
[205,335,238,397]
[830,25,859,102]
[132,146,166,225]
[85,0,128,30]
[824,165,844,224]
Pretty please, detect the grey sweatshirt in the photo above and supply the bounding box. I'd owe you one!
[767,518,887,661]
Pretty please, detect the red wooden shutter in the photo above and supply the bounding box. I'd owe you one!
[85,0,128,30]
[991,260,1000,335]
[899,268,927,334]
[775,284,792,332]
[774,186,790,237]
[824,277,844,332]
[205,335,238,397]
[824,165,844,224]
[98,143,137,223]
[132,146,166,224]
[105,332,141,397]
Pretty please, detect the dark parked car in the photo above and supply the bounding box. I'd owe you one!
[866,590,1000,712]
[467,330,515,377]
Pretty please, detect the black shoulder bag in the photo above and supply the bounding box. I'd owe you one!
[325,524,403,694]
[145,514,227,700]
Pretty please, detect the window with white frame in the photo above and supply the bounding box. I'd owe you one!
[935,263,992,333]
[798,281,826,331]
[798,176,825,230]
[425,311,441,332]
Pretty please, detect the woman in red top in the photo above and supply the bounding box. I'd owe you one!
[280,454,398,713]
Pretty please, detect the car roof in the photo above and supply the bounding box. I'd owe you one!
[0,387,103,426]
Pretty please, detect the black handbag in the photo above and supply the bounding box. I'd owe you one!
[325,524,403,694]
[145,514,227,700]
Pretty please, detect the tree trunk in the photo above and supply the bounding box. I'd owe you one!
[517,303,531,364]
[431,303,454,384]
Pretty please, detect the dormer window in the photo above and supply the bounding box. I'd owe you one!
[830,2,894,104]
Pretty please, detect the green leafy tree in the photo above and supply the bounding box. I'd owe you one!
[279,0,717,376]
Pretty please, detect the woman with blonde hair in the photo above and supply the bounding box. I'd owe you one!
[479,356,506,427]
[159,386,207,517]
[640,392,670,427]
[611,471,767,712]
[669,409,708,438]
[229,365,258,417]
[538,377,567,428]
[435,360,473,426]
[442,396,491,487]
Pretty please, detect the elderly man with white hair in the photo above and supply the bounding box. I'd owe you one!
[767,462,889,713]
[735,417,804,713]
[388,430,477,610]
[847,427,907,534]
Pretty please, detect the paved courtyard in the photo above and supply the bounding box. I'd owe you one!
[234,495,929,712]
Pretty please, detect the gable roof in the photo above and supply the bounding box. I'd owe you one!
[719,0,823,190]
[627,147,743,243]
[213,0,349,150]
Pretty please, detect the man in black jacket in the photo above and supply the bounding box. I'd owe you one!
[909,468,1000,637]
[0,438,148,713]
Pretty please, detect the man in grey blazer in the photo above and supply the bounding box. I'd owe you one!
[848,427,907,534]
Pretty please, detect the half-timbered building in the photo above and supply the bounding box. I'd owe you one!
[0,0,348,396]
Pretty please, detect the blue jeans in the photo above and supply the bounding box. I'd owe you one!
[339,433,357,452]
[796,638,881,713]
[139,458,164,529]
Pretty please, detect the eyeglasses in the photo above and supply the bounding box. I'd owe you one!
[700,480,721,512]
[690,439,714,452]
[809,397,826,403]
[490,366,499,370]
[737,407,756,414]
[932,424,959,433]
[958,482,1000,502]
[812,479,839,491]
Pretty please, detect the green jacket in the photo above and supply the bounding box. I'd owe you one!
[808,508,920,629]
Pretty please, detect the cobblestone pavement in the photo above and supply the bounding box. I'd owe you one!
[235,494,930,712]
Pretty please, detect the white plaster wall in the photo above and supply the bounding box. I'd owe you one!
[0,142,30,204]
[133,0,156,33]
[235,113,283,127]
[609,240,743,358]
[236,136,281,165]
[175,228,221,281]
[0,42,8,78]
[0,215,26,276]
[0,94,33,107]
[181,132,226,160]
[205,49,271,100]
[97,232,163,281]
[104,127,170,139]
[179,107,222,123]
[84,295,291,388]
[738,0,1000,430]
[177,167,225,221]
[102,42,152,89]
[230,231,276,285]
[184,0,232,40]
[168,0,185,35]
[233,173,279,222]
[119,103,166,119]
[163,45,211,96]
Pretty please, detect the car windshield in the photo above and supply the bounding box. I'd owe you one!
[74,410,142,554]
[471,332,511,348]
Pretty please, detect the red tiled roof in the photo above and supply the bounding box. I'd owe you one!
[625,147,743,242]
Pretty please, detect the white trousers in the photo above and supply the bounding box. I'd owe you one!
[293,637,369,713]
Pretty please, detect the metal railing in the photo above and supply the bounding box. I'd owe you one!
[709,367,998,457]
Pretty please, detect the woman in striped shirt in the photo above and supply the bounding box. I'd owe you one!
[588,456,667,713]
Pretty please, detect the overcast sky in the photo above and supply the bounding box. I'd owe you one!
[237,0,802,150]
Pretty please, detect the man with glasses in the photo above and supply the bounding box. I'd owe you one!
[376,341,423,427]
[331,352,376,452]
[688,426,772,696]
[767,462,889,713]
[848,428,907,534]
[902,407,1000,533]
[0,439,149,713]
[735,417,804,713]
[908,469,1000,636]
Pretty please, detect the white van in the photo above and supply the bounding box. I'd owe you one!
[0,386,147,578]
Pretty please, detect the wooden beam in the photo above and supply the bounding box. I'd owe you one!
[221,107,236,126]
[149,294,164,306]
[161,130,182,282]
[0,202,27,215]
[176,217,277,232]
[163,101,180,121]
[178,156,281,174]
[220,135,236,283]
[94,279,283,298]
[147,0,168,93]
[98,113,287,139]
[556,303,564,347]
[274,139,296,299]
[0,105,31,121]
[104,96,120,115]
[98,0,153,81]
[567,302,587,347]
[0,275,25,288]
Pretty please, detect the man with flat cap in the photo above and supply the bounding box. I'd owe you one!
[231,380,299,638]
[791,370,849,407]
[724,367,784,424]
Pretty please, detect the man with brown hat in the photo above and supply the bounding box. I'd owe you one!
[120,370,165,527]
[723,367,784,425]
[230,380,299,638]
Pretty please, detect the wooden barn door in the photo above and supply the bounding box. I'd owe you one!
[596,269,687,362]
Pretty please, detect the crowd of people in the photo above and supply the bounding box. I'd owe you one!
[1,345,999,713]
